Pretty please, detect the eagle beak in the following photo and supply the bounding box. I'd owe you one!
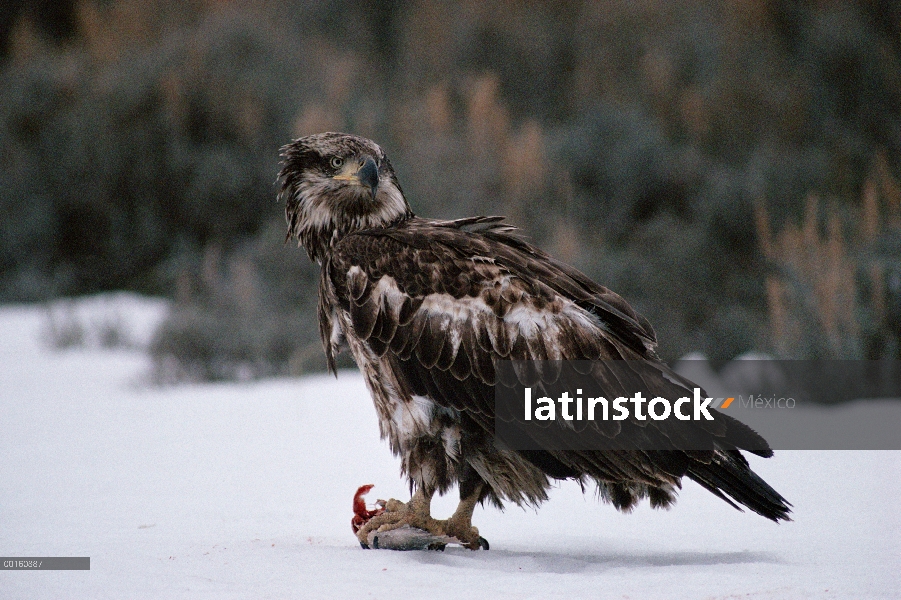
[333,157,379,200]
[357,157,379,199]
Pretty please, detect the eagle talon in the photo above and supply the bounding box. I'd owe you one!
[352,490,487,550]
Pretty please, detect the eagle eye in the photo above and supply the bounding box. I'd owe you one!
[330,156,344,169]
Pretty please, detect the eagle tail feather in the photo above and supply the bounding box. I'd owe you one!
[686,451,792,522]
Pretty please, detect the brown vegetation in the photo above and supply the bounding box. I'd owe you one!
[1,0,899,377]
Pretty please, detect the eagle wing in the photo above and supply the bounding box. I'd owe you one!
[323,217,787,518]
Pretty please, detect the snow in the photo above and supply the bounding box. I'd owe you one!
[2,295,900,599]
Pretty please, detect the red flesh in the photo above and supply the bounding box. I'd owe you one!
[351,484,385,533]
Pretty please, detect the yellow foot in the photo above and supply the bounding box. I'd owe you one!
[356,498,488,551]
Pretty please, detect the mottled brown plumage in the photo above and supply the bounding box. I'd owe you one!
[278,132,790,549]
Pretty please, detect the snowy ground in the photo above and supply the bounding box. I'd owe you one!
[2,295,899,599]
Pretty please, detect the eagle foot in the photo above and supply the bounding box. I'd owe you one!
[355,497,486,551]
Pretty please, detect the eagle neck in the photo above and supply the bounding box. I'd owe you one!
[304,211,414,263]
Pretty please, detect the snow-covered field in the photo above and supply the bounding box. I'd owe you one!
[2,295,899,599]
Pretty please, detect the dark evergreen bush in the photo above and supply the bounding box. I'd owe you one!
[2,0,899,377]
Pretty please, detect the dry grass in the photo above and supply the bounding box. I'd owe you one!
[756,152,901,358]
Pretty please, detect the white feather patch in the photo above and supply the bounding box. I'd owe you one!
[361,275,609,357]
[391,394,435,436]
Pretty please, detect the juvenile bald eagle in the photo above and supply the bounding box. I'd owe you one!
[279,132,790,550]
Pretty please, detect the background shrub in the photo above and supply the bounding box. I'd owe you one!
[1,0,899,378]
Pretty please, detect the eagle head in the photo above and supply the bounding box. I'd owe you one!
[278,132,413,262]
